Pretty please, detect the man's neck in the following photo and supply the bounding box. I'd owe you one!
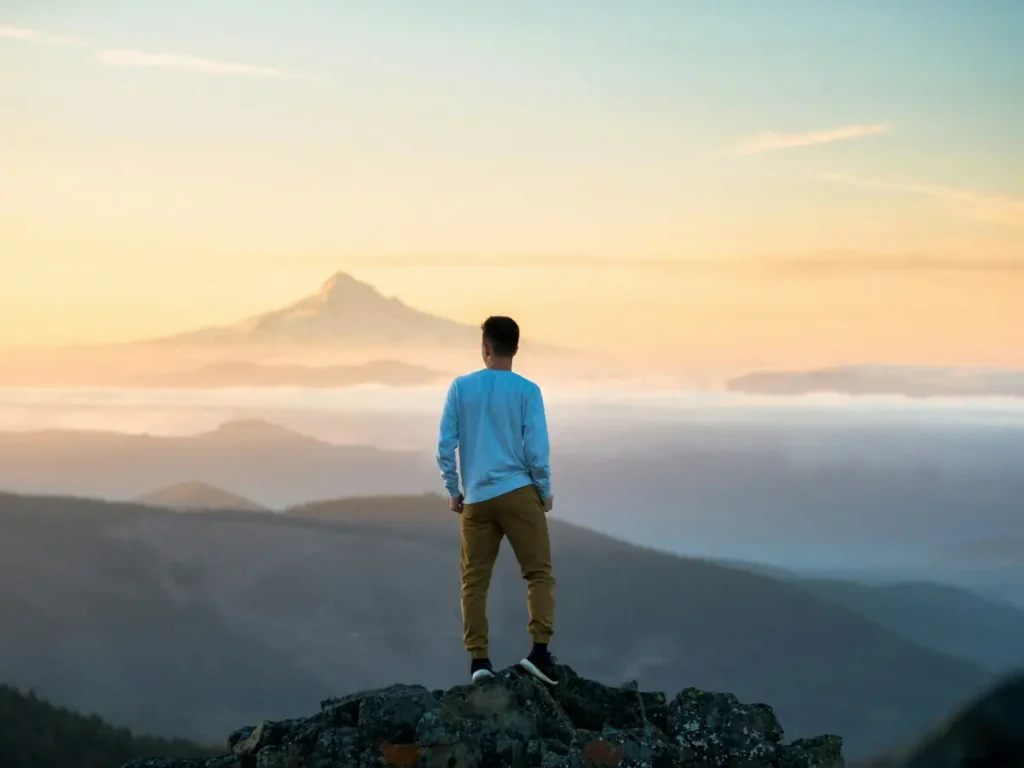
[486,357,514,371]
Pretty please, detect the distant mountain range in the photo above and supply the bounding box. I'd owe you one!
[137,482,267,513]
[792,577,1024,674]
[0,490,1001,758]
[715,558,1024,673]
[0,419,437,507]
[728,365,1024,398]
[3,417,1022,601]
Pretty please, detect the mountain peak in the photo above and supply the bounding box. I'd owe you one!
[314,272,385,307]
[152,271,478,347]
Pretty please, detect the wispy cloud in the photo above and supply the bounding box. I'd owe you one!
[0,25,83,46]
[824,173,1024,227]
[95,49,293,79]
[734,124,888,155]
[2,21,306,80]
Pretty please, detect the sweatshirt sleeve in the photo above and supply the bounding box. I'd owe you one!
[436,381,461,498]
[523,384,552,500]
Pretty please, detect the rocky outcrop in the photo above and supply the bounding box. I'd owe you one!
[121,665,843,767]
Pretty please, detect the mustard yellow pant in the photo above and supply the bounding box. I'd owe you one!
[460,484,555,658]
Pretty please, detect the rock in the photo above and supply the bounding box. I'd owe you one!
[667,688,785,766]
[230,719,305,756]
[355,684,440,743]
[441,669,576,745]
[121,664,843,768]
[553,665,669,735]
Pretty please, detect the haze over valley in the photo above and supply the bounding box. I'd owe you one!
[2,385,1022,583]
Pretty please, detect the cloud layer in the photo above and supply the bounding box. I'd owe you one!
[735,124,888,155]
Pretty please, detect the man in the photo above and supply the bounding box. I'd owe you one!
[436,316,558,686]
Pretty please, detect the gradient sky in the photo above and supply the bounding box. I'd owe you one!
[2,1,1022,367]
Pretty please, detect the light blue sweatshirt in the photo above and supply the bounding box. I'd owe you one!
[436,369,552,505]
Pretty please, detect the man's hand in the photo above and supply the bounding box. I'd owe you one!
[449,494,464,514]
[542,495,554,514]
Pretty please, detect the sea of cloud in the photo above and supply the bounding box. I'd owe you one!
[1,384,1023,436]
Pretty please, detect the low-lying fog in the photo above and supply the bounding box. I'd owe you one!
[2,385,1022,603]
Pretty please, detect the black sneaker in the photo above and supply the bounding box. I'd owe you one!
[518,645,559,686]
[470,657,495,683]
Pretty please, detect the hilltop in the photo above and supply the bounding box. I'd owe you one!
[137,481,268,513]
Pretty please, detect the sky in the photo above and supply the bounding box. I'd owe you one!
[1,0,1022,367]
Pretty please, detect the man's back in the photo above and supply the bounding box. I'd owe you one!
[437,368,551,505]
[437,315,560,687]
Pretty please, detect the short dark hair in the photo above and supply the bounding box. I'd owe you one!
[481,316,519,356]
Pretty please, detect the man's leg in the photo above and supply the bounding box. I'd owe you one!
[460,497,504,680]
[496,485,558,684]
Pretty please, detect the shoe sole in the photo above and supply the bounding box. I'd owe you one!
[518,659,558,686]
[471,669,495,683]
